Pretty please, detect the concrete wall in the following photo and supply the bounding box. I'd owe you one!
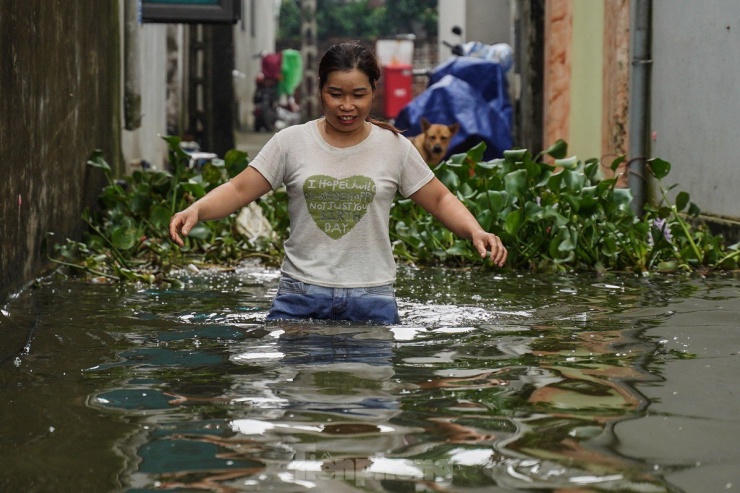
[650,0,740,221]
[0,1,121,298]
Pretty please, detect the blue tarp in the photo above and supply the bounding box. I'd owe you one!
[395,57,513,161]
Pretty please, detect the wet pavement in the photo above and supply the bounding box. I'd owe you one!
[235,129,275,160]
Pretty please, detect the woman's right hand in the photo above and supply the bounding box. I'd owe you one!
[169,206,199,247]
[167,167,273,248]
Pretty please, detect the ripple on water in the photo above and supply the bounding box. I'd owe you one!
[4,267,737,491]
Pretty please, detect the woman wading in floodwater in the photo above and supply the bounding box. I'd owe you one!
[169,42,507,324]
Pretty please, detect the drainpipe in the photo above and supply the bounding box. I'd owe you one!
[628,0,652,215]
[124,0,142,130]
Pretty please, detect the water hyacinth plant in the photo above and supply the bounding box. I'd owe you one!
[390,141,739,272]
[52,138,738,284]
[52,136,287,284]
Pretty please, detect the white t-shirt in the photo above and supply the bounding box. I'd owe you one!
[249,119,434,288]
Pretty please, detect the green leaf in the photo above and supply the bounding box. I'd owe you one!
[150,205,171,230]
[504,209,523,235]
[464,141,487,163]
[523,200,543,221]
[548,172,563,191]
[675,191,690,212]
[477,190,509,214]
[579,195,598,214]
[224,149,249,178]
[657,206,672,219]
[610,155,626,172]
[649,158,671,179]
[584,158,600,181]
[446,242,469,256]
[187,225,210,240]
[111,225,138,250]
[456,183,474,200]
[87,149,111,173]
[447,152,468,165]
[561,193,581,213]
[561,169,586,193]
[542,208,568,227]
[181,182,207,199]
[554,156,578,170]
[535,168,554,187]
[438,168,460,190]
[129,190,152,215]
[477,159,503,170]
[504,169,528,196]
[503,149,528,163]
[477,209,493,230]
[611,188,633,210]
[201,162,223,185]
[559,235,577,252]
[543,139,568,159]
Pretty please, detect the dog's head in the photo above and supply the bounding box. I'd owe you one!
[421,117,460,158]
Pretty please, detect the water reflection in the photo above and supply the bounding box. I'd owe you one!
[5,266,737,491]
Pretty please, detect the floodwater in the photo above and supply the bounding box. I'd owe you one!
[1,264,739,493]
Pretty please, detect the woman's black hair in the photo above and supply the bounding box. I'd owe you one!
[318,41,402,135]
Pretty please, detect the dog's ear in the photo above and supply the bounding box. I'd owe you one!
[420,117,431,133]
[448,122,460,137]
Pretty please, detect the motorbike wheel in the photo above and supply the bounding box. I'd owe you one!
[261,102,277,132]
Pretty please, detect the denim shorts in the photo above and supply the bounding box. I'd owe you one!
[266,276,400,324]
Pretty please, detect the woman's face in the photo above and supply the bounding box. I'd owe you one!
[320,68,374,137]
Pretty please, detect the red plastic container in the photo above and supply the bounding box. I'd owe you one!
[383,64,413,119]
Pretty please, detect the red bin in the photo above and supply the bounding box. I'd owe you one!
[383,64,413,119]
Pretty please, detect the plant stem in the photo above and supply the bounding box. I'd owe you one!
[83,218,132,270]
[48,257,119,280]
[658,186,703,262]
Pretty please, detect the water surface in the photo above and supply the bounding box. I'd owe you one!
[1,265,739,492]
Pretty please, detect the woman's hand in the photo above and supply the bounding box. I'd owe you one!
[410,178,508,268]
[167,167,273,248]
[169,206,199,247]
[471,230,507,267]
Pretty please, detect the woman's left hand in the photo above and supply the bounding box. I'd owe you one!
[471,230,507,267]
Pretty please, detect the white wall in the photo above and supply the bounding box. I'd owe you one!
[120,10,169,170]
[650,0,740,219]
[438,0,466,64]
[569,0,604,162]
[234,0,280,130]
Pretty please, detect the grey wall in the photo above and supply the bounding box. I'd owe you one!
[438,0,513,64]
[466,0,512,46]
[0,1,121,298]
[650,1,740,221]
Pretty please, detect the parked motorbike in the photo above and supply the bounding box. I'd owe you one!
[252,50,303,132]
[252,52,282,132]
[396,27,514,160]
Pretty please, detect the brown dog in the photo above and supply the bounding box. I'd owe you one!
[411,117,460,166]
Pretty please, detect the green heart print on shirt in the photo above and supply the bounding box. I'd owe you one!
[303,175,377,239]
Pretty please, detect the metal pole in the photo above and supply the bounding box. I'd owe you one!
[628,0,652,215]
[123,0,142,130]
[300,0,318,122]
